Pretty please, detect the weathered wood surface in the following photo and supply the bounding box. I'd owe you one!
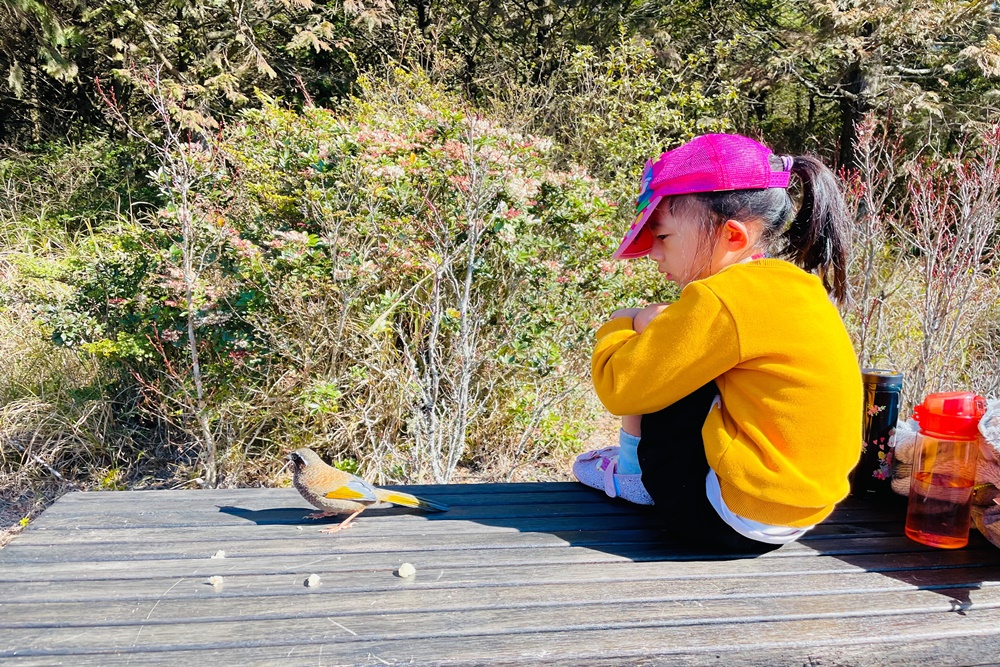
[2,483,1000,665]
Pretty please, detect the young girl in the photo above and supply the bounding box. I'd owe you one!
[574,133,862,554]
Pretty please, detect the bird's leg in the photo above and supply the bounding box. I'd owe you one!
[304,511,340,520]
[320,508,365,533]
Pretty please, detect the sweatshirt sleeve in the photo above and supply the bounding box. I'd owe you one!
[591,281,740,416]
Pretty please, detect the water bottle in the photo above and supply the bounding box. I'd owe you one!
[904,392,988,549]
[853,369,903,499]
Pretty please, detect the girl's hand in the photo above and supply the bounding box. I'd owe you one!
[610,307,643,321]
[634,303,672,333]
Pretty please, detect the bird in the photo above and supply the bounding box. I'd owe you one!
[287,447,449,532]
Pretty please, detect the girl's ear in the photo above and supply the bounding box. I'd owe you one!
[722,220,750,251]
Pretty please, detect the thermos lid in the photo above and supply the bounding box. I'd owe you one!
[913,391,987,439]
[862,368,903,388]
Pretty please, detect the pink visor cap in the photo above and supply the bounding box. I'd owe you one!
[612,134,793,260]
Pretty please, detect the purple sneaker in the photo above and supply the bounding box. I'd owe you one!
[573,446,654,506]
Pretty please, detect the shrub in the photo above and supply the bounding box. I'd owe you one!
[0,142,154,512]
[38,68,640,484]
[485,35,741,199]
[843,115,1000,410]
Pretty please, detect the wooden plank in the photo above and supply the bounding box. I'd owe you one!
[3,589,1000,661]
[0,535,974,583]
[20,504,906,535]
[0,528,899,565]
[7,528,668,562]
[3,514,666,546]
[5,632,1000,667]
[0,527,678,563]
[44,483,899,506]
[2,549,992,604]
[41,482,906,514]
[31,489,602,526]
[19,502,656,533]
[49,482,586,500]
[9,509,909,545]
[43,487,901,519]
[28,487,907,522]
[8,514,900,552]
[1,520,919,563]
[2,564,998,629]
[9,633,998,667]
[30,487,597,507]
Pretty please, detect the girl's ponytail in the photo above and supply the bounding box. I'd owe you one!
[780,156,850,303]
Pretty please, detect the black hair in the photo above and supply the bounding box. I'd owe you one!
[678,154,850,303]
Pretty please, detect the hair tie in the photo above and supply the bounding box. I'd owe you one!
[782,155,794,172]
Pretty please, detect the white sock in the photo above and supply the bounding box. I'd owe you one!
[618,428,642,475]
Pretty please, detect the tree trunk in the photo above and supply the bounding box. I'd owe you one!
[838,57,870,170]
[414,0,430,31]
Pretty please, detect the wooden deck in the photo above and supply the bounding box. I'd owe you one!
[2,482,1000,665]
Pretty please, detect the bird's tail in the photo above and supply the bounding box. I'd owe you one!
[375,489,449,512]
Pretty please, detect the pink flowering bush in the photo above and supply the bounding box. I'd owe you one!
[212,70,638,481]
[41,69,641,484]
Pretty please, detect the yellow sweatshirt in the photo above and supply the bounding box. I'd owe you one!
[592,259,862,527]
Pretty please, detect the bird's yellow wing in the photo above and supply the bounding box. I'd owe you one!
[323,477,379,502]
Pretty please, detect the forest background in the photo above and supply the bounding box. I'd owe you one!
[2,0,1000,540]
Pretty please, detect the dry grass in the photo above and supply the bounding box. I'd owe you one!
[0,482,64,549]
[843,117,1000,410]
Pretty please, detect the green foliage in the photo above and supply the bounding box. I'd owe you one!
[16,68,636,483]
[554,36,738,187]
[4,2,1000,497]
[0,139,157,246]
[98,467,126,490]
[213,69,634,478]
[6,0,998,169]
[650,0,1000,162]
[333,458,360,475]
[301,382,343,415]
[1,0,378,140]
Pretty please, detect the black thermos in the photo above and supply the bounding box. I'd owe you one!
[853,369,904,499]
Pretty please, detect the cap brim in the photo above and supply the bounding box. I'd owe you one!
[611,194,664,260]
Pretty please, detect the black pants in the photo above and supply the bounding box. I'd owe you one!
[638,381,781,555]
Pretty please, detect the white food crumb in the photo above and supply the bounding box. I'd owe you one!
[305,574,322,587]
[396,563,416,578]
[207,575,224,590]
[211,550,226,559]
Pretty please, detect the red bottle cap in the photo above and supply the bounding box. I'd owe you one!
[913,391,987,439]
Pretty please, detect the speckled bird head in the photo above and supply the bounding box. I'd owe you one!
[288,447,323,473]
